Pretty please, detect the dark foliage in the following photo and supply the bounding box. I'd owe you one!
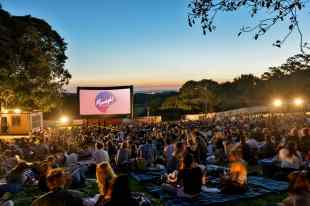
[187,0,309,52]
[0,8,71,111]
[162,53,310,112]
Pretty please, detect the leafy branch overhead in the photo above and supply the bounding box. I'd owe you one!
[188,0,309,53]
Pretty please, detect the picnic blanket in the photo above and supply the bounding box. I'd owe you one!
[165,184,271,206]
[160,176,288,206]
[248,176,288,192]
[258,158,274,166]
[205,165,228,177]
[130,168,166,183]
[131,164,227,183]
[206,165,227,173]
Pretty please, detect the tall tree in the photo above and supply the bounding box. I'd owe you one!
[262,53,310,97]
[162,79,219,113]
[0,8,71,111]
[161,54,310,112]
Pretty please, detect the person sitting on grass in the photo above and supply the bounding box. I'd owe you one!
[220,150,248,194]
[177,153,203,197]
[95,162,117,204]
[93,142,110,165]
[38,156,58,192]
[259,131,276,159]
[32,168,83,206]
[186,135,200,163]
[166,141,185,174]
[277,170,310,206]
[0,160,31,197]
[164,138,175,162]
[162,153,203,198]
[276,141,303,170]
[138,139,156,167]
[115,141,129,169]
[298,128,310,157]
[96,175,151,206]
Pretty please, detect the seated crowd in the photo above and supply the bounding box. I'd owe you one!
[0,114,310,206]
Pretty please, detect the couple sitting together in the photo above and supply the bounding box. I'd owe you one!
[32,161,151,206]
[162,150,248,198]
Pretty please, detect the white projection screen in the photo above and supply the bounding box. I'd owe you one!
[78,86,133,117]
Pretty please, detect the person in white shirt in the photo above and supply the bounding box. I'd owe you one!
[93,142,110,164]
[277,142,302,169]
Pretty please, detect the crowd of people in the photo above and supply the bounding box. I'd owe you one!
[0,113,310,206]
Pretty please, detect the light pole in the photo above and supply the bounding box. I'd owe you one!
[271,98,283,116]
[273,99,283,108]
[293,97,305,114]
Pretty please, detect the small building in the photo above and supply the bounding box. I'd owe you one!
[0,110,43,135]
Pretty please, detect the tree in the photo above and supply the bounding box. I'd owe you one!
[160,53,310,113]
[0,8,71,112]
[232,74,261,104]
[187,0,309,52]
[262,53,310,97]
[0,89,15,110]
[162,79,220,113]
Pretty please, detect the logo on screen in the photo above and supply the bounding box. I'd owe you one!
[95,91,116,112]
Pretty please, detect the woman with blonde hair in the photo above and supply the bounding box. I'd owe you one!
[96,162,117,204]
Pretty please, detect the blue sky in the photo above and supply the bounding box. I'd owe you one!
[2,0,309,91]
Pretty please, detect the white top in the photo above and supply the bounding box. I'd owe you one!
[278,148,302,169]
[93,149,110,164]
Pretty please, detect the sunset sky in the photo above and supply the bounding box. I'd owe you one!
[2,0,309,91]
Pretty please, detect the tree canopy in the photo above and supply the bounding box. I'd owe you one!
[0,8,71,111]
[161,53,310,113]
[188,0,309,52]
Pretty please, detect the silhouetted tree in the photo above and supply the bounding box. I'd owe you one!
[187,0,309,52]
[161,54,310,112]
[262,53,310,98]
[0,8,71,111]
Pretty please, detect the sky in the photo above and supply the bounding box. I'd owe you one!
[1,0,309,91]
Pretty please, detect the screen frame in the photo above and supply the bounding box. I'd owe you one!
[77,85,134,119]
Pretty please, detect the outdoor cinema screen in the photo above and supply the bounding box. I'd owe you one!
[78,86,133,116]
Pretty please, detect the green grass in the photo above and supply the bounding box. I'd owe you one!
[11,178,158,206]
[12,186,42,206]
[11,178,287,206]
[12,180,99,206]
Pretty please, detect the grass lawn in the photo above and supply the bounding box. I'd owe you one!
[11,177,286,206]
